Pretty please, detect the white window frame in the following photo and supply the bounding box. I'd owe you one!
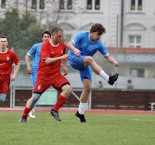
[130,68,145,78]
[130,0,143,12]
[128,35,142,48]
[31,0,45,10]
[86,0,100,11]
[59,0,72,11]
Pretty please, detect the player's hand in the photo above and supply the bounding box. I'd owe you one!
[61,54,69,60]
[114,61,119,67]
[63,66,69,75]
[74,49,81,57]
[27,66,32,74]
[10,74,16,81]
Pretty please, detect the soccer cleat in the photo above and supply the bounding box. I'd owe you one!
[75,111,86,123]
[28,111,35,119]
[49,109,61,121]
[108,73,119,85]
[19,118,27,123]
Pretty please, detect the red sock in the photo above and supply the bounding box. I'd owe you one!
[53,95,67,112]
[22,107,32,119]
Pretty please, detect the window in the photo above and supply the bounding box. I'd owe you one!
[128,35,141,48]
[59,0,72,10]
[32,0,37,9]
[39,0,45,9]
[87,0,100,10]
[95,0,100,10]
[0,0,6,9]
[130,68,144,77]
[59,0,64,10]
[87,0,92,10]
[67,0,72,10]
[130,0,142,11]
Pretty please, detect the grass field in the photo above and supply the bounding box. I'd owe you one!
[0,111,155,145]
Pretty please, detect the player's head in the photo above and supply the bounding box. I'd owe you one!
[90,23,106,41]
[0,36,8,51]
[51,27,63,44]
[41,31,51,42]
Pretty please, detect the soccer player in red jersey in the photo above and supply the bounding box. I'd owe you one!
[0,36,20,102]
[19,27,72,122]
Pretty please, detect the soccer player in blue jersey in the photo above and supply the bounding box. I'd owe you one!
[25,31,51,119]
[67,23,119,122]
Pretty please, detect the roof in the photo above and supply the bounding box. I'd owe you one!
[107,47,155,63]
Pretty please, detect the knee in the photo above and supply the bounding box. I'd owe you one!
[33,93,41,102]
[0,94,6,102]
[66,85,72,95]
[84,85,91,92]
[63,85,72,96]
[85,56,94,64]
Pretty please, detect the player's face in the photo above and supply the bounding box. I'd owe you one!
[0,38,8,51]
[90,32,102,41]
[52,31,63,44]
[42,34,51,42]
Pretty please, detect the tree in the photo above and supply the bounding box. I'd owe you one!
[0,8,44,59]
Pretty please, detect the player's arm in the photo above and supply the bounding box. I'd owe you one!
[25,54,32,74]
[61,49,69,75]
[11,62,20,81]
[67,40,81,57]
[61,59,68,75]
[104,55,119,67]
[45,54,69,65]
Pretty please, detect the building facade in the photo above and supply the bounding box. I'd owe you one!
[0,0,155,89]
[0,0,155,48]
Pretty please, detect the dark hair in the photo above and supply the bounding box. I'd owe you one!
[41,31,51,38]
[51,27,63,34]
[0,36,7,39]
[90,23,106,35]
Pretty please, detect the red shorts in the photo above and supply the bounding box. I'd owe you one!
[34,72,70,94]
[0,74,10,94]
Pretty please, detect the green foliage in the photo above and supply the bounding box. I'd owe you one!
[0,8,44,59]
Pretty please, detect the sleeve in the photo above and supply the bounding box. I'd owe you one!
[72,32,84,44]
[27,44,37,56]
[98,41,109,56]
[40,42,51,60]
[12,51,20,64]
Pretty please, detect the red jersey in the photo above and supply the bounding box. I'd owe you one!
[38,40,66,75]
[0,48,19,74]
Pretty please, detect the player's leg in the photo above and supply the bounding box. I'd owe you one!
[49,74,72,121]
[0,75,10,102]
[28,73,37,119]
[19,93,41,122]
[19,77,48,123]
[75,67,92,123]
[83,56,118,85]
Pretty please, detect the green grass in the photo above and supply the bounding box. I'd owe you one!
[0,112,155,145]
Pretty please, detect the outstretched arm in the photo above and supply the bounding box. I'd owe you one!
[104,55,119,67]
[67,40,81,57]
[45,54,69,65]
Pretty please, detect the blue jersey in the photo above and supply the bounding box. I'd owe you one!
[27,43,42,86]
[68,32,109,57]
[68,32,109,81]
[27,43,42,72]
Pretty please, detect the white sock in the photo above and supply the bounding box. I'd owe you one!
[78,102,88,114]
[99,71,109,81]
